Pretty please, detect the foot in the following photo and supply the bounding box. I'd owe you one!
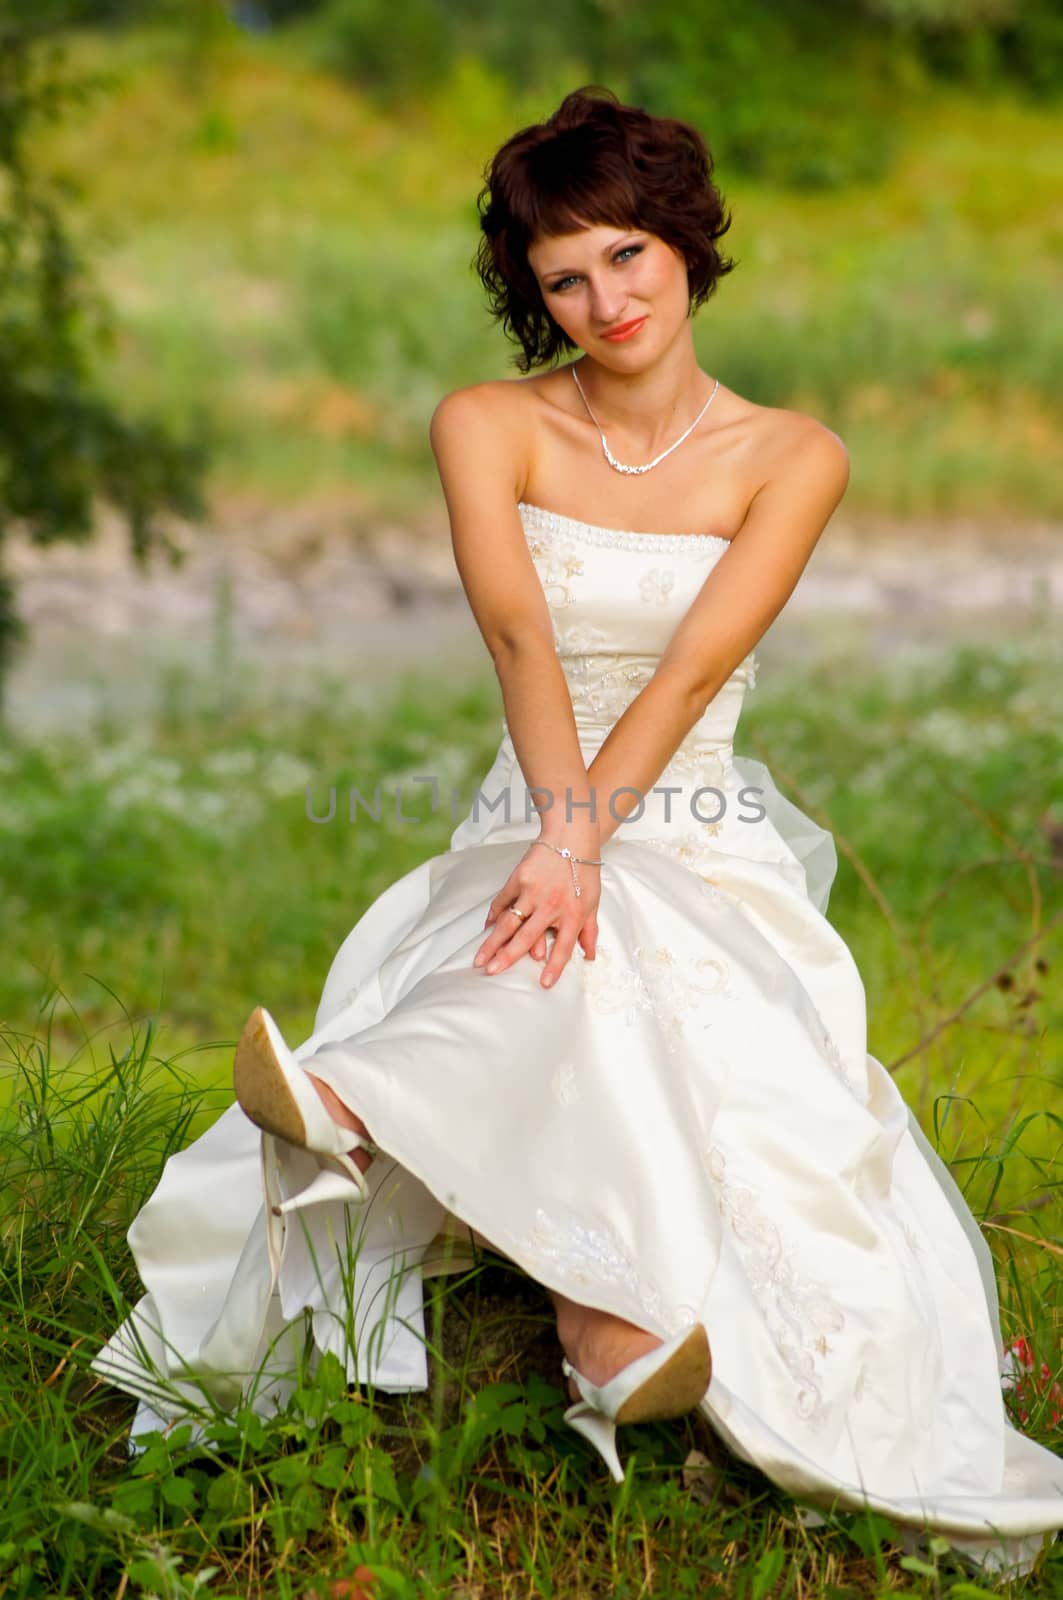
[552,1295,663,1403]
[306,1072,375,1176]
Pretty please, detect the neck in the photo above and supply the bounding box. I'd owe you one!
[574,341,712,460]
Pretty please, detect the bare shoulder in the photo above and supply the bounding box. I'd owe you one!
[429,377,528,496]
[719,399,850,561]
[750,401,850,493]
[784,408,849,484]
[430,378,530,432]
[430,379,537,499]
[428,380,552,660]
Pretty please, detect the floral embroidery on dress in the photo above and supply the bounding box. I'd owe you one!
[554,620,612,656]
[559,652,754,743]
[706,1144,846,1428]
[582,943,732,1054]
[547,611,755,750]
[552,1058,579,1106]
[816,1024,866,1105]
[636,827,726,883]
[662,743,732,787]
[525,535,585,608]
[561,652,656,727]
[639,567,676,605]
[520,1206,687,1332]
[697,875,733,909]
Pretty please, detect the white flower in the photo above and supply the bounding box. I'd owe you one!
[261,753,315,796]
[202,748,257,778]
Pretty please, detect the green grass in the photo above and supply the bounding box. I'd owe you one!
[1,633,1061,1595]
[0,1020,1060,1598]
[31,24,1063,521]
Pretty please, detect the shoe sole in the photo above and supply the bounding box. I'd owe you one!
[233,1006,308,1146]
[614,1324,712,1424]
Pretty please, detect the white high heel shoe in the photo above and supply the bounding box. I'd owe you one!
[561,1321,712,1484]
[233,1005,377,1214]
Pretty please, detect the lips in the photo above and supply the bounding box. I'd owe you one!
[601,316,647,341]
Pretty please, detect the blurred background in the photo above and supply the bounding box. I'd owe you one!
[1,6,1061,1592]
[1,0,1060,1175]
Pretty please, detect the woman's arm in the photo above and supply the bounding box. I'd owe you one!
[429,383,598,851]
[430,385,600,984]
[587,419,850,849]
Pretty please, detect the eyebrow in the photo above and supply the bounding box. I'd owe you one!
[540,235,641,283]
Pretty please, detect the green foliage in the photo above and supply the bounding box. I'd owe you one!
[16,24,1060,519]
[864,0,1063,98]
[1,0,211,25]
[312,0,456,106]
[303,0,1058,186]
[305,0,902,187]
[0,17,210,714]
[0,642,1061,1592]
[597,0,898,189]
[999,0,1063,95]
[0,1015,218,1594]
[863,0,1020,22]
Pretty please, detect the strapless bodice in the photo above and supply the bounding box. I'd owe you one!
[510,501,756,759]
[448,499,837,909]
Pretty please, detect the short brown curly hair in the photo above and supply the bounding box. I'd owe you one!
[474,85,736,374]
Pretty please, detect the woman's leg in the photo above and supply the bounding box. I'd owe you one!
[306,1074,670,1398]
[549,1288,664,1400]
[306,1072,375,1174]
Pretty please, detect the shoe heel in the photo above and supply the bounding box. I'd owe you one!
[563,1402,625,1483]
[558,1322,711,1484]
[235,1005,374,1209]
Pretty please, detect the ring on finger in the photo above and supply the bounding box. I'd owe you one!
[507,906,527,921]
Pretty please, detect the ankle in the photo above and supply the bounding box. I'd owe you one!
[557,1304,662,1392]
[305,1072,375,1174]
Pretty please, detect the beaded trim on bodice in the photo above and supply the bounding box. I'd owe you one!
[506,499,754,762]
[517,501,732,554]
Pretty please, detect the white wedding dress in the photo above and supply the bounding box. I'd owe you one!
[94,500,1063,1579]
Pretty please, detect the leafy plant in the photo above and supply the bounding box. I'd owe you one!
[0,14,209,716]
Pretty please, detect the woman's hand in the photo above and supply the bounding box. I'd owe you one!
[474,838,600,989]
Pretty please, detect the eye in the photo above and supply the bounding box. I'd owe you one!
[551,244,643,293]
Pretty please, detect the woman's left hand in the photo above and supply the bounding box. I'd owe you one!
[484,909,550,964]
[475,837,601,987]
[481,901,599,979]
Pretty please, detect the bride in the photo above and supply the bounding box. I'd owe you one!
[94,86,1063,1578]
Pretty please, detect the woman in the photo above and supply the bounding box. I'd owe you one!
[94,87,1063,1577]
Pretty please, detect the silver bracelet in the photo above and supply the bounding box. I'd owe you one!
[530,839,604,899]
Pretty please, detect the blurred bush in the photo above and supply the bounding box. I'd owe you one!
[293,0,1059,188]
[21,0,1061,177]
[862,0,1063,94]
[312,0,455,102]
[0,9,209,715]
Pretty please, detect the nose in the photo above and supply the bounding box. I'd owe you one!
[587,275,627,324]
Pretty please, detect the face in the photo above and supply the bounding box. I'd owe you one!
[526,221,690,357]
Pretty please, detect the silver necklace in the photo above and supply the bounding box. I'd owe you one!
[571,363,720,476]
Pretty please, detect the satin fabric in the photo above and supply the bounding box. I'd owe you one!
[93,501,1063,1578]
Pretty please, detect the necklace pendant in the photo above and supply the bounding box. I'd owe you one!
[604,442,646,475]
[577,365,720,478]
